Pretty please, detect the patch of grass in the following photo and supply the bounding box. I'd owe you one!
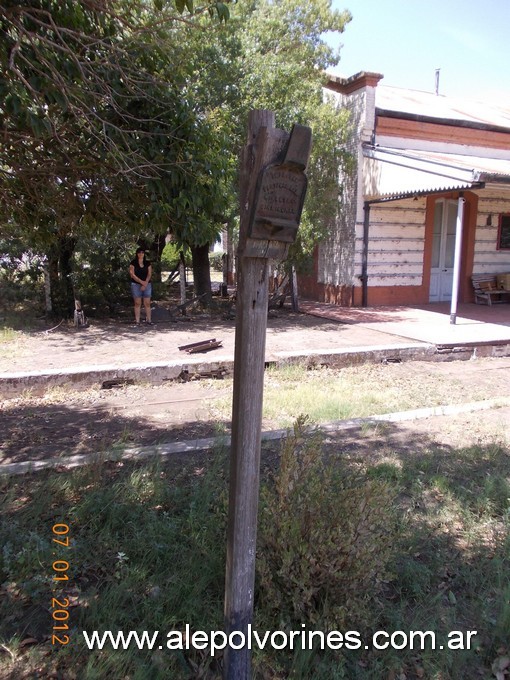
[0,452,229,679]
[366,462,402,483]
[0,307,42,332]
[0,310,45,361]
[213,362,503,429]
[110,426,137,449]
[0,422,508,679]
[0,326,26,361]
[0,327,19,344]
[369,437,510,678]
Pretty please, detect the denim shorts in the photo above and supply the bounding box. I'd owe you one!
[131,282,152,299]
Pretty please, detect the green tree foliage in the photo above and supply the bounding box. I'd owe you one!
[1,0,352,313]
[182,0,353,272]
[233,0,353,269]
[0,0,234,313]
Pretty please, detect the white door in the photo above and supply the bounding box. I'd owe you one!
[429,199,458,302]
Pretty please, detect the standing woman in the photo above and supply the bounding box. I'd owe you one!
[129,247,153,325]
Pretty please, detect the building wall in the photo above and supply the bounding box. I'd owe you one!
[352,197,430,306]
[317,78,379,290]
[473,184,510,273]
[356,197,427,285]
[350,188,510,306]
[302,76,510,307]
[352,132,510,304]
[301,183,510,306]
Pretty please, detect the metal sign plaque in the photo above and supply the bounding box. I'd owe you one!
[250,165,307,243]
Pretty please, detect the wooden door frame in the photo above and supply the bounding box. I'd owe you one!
[423,191,478,303]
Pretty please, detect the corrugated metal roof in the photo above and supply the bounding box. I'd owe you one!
[362,145,510,200]
[375,85,510,131]
[400,149,510,180]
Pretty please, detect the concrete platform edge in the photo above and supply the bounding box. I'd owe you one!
[3,340,510,396]
[2,396,509,477]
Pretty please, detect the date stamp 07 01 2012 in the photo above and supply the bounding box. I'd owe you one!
[51,523,71,646]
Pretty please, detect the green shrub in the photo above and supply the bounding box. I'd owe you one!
[209,250,225,272]
[70,236,134,314]
[257,417,397,632]
[160,242,190,271]
[0,246,45,311]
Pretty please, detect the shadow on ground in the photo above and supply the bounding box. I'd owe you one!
[0,401,231,465]
[0,414,508,680]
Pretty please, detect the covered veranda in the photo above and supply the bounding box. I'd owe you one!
[299,299,510,347]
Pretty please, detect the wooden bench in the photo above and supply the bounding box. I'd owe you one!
[471,274,510,305]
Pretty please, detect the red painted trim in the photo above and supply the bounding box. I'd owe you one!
[376,116,510,150]
[352,285,428,306]
[326,72,384,95]
[298,275,354,306]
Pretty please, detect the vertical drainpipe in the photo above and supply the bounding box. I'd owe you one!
[450,193,465,325]
[361,201,370,307]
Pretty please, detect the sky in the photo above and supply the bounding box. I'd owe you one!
[326,0,510,103]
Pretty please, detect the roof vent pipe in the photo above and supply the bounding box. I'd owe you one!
[435,68,440,95]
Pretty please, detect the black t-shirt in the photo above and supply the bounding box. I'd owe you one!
[130,257,151,282]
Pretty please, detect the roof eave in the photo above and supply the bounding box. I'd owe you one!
[478,172,510,183]
[376,108,510,136]
[365,182,485,204]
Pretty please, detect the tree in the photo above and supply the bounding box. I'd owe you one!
[140,18,240,300]
[1,0,353,313]
[232,0,353,268]
[0,0,233,313]
[172,0,353,286]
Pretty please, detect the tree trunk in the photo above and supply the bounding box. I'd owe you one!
[149,233,167,283]
[289,264,299,312]
[47,236,76,317]
[59,236,77,315]
[179,251,187,306]
[43,265,52,314]
[47,252,59,316]
[226,219,237,285]
[191,243,212,305]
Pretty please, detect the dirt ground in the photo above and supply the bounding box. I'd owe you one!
[0,305,416,375]
[1,353,509,468]
[1,301,510,468]
[2,307,508,680]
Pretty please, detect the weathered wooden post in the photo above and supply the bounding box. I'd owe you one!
[179,251,186,308]
[290,265,299,312]
[223,110,311,679]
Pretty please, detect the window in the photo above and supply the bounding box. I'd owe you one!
[497,214,510,250]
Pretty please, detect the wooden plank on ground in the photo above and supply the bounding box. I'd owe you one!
[178,338,223,353]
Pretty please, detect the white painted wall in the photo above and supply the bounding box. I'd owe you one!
[354,197,427,287]
[318,84,378,287]
[473,185,510,273]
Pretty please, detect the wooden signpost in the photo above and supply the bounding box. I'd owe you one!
[223,111,311,679]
